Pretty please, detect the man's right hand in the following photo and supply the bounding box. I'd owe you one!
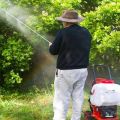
[49,42,52,47]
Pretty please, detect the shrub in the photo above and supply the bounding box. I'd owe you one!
[0,34,33,87]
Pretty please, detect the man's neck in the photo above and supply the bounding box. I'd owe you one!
[64,23,75,28]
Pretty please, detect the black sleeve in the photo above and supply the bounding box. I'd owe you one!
[49,30,62,55]
[85,28,92,49]
[88,31,92,49]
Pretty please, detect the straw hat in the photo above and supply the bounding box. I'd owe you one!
[56,10,84,23]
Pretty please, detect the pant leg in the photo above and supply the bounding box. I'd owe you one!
[53,69,72,120]
[71,69,88,120]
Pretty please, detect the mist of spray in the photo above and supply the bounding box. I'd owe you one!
[0,0,55,88]
[0,8,51,46]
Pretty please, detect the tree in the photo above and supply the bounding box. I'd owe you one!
[79,0,102,14]
[81,0,120,68]
[10,0,82,34]
[0,16,33,88]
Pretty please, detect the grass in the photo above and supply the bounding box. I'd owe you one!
[0,87,120,120]
[0,87,53,120]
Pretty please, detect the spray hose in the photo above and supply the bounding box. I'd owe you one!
[0,8,52,44]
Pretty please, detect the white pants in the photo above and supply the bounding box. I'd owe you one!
[53,68,88,120]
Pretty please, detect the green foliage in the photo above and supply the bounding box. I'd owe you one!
[79,0,102,13]
[12,0,82,34]
[2,36,32,70]
[0,33,33,87]
[0,0,120,88]
[0,0,9,8]
[81,1,120,67]
[4,70,22,85]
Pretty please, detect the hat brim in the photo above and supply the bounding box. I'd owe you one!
[56,16,84,23]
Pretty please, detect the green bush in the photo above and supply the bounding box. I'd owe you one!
[81,0,120,67]
[0,34,33,87]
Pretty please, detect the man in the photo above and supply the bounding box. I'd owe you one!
[49,10,91,120]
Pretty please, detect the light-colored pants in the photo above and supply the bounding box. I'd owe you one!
[53,68,88,120]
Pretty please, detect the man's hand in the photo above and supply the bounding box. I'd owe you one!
[49,42,52,47]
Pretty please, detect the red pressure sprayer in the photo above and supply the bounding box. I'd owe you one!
[91,64,114,87]
[84,64,119,120]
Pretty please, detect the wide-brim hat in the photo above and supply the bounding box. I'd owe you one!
[56,10,84,23]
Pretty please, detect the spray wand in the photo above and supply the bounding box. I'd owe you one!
[0,8,52,45]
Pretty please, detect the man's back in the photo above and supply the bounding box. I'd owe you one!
[49,24,91,70]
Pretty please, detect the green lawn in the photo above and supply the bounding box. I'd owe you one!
[0,88,120,120]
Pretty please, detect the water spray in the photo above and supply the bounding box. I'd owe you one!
[7,0,12,6]
[0,8,52,44]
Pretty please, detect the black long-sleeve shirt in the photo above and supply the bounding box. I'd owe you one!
[49,24,91,70]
